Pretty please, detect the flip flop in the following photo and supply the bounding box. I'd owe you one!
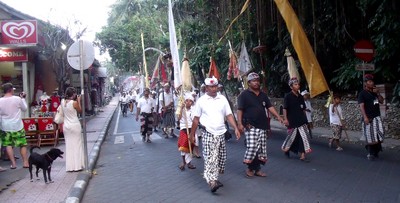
[0,167,7,172]
[245,169,254,178]
[187,164,196,169]
[10,166,17,169]
[254,171,267,177]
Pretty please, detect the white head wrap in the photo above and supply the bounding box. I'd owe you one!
[300,90,310,96]
[184,93,194,101]
[204,76,218,86]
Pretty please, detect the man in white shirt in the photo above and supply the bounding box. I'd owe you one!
[189,76,240,193]
[0,83,29,169]
[136,88,155,143]
[150,91,160,132]
[159,83,176,138]
[119,92,129,115]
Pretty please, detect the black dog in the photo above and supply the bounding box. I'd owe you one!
[28,146,64,183]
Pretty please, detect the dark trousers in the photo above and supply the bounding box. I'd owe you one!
[247,152,265,171]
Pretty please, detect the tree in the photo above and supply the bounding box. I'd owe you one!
[96,0,400,101]
[40,24,74,94]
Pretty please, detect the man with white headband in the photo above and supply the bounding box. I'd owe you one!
[190,76,240,193]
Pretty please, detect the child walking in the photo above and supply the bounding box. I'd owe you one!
[301,90,313,139]
[177,93,196,170]
[329,94,344,151]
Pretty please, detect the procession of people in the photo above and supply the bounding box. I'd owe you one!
[112,68,387,194]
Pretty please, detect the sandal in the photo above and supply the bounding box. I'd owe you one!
[10,165,17,169]
[254,170,267,177]
[209,181,220,193]
[187,164,196,169]
[300,158,310,163]
[245,169,254,178]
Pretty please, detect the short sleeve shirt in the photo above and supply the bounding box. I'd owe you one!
[137,97,154,114]
[193,94,232,135]
[237,89,272,130]
[358,89,380,119]
[283,91,308,128]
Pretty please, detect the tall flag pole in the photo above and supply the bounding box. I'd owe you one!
[217,0,251,44]
[141,32,149,88]
[168,0,182,89]
[274,0,329,98]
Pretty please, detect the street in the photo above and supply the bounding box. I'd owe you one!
[82,107,400,203]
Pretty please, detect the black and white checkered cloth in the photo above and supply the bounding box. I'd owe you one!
[202,131,226,183]
[244,128,267,162]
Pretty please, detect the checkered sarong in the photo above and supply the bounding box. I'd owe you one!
[362,116,384,144]
[202,130,226,183]
[162,109,175,128]
[244,128,267,163]
[140,113,153,136]
[281,124,311,153]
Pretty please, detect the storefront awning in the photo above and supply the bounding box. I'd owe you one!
[98,67,107,78]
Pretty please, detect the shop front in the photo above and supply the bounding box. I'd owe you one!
[0,20,39,117]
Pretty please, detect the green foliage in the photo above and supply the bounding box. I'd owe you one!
[96,0,400,102]
[96,0,168,73]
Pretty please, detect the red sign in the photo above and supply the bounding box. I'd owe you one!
[354,40,375,62]
[1,20,38,45]
[0,49,28,62]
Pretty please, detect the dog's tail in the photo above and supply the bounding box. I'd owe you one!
[30,146,40,154]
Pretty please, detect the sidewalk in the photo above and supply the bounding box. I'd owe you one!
[269,119,400,150]
[0,97,119,203]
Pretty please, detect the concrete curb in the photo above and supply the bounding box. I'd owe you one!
[64,104,118,203]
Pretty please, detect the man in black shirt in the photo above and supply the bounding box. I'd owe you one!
[237,72,283,177]
[358,74,384,160]
[281,77,312,162]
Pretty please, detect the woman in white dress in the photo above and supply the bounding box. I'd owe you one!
[63,87,84,172]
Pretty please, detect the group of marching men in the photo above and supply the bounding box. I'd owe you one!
[118,82,206,142]
[118,72,385,193]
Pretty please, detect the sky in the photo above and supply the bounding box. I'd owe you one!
[1,0,116,61]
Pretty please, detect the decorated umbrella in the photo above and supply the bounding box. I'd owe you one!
[285,48,300,82]
[176,56,193,155]
[150,56,161,88]
[227,40,239,80]
[208,57,220,80]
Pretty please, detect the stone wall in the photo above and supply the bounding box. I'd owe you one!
[230,94,399,139]
[269,98,400,139]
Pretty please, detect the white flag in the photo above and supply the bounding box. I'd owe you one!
[168,0,182,89]
[238,41,252,76]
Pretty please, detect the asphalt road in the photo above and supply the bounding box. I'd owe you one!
[82,108,400,203]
